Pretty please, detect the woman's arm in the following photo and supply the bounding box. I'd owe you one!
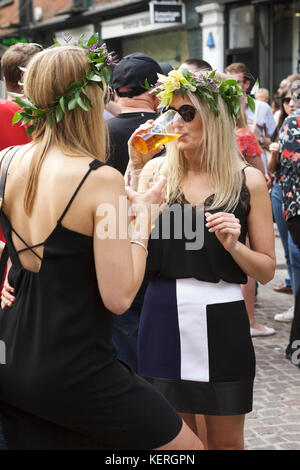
[268,142,280,174]
[230,167,275,284]
[93,165,166,315]
[0,259,15,310]
[205,167,275,284]
[243,154,265,174]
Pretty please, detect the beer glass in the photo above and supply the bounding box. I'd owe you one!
[132,109,181,154]
[126,168,160,192]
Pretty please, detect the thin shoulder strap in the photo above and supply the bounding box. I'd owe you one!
[242,164,251,171]
[57,159,104,224]
[0,146,20,210]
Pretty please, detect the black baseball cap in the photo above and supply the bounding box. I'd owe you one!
[111,52,162,98]
[159,62,173,75]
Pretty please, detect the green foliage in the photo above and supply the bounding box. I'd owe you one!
[10,33,115,135]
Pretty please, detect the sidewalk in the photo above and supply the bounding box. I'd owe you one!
[244,233,300,450]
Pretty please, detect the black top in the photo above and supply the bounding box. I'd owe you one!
[107,112,158,175]
[147,174,251,285]
[0,160,119,411]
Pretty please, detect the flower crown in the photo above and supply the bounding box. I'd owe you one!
[147,69,255,118]
[10,33,117,136]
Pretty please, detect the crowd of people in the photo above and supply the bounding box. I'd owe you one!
[0,36,298,450]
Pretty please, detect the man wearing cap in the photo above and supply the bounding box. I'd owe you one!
[107,52,162,175]
[107,52,163,372]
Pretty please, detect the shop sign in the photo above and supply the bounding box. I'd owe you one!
[101,7,185,40]
[1,37,28,46]
[150,1,185,24]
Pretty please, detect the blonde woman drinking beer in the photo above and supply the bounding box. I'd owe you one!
[127,69,275,449]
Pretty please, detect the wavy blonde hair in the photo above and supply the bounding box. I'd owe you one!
[23,44,108,215]
[165,72,243,212]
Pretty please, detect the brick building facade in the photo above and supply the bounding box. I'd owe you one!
[0,1,201,71]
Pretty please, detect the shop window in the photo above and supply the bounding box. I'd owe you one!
[122,30,189,69]
[273,1,299,90]
[229,5,254,49]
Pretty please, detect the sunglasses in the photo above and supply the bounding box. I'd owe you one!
[166,104,197,122]
[282,97,293,104]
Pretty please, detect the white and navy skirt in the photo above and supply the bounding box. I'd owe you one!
[138,278,255,415]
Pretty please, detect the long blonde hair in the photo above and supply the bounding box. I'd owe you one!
[165,73,243,212]
[23,45,108,215]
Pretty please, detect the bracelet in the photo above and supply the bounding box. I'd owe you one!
[130,240,148,256]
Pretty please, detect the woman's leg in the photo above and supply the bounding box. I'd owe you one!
[179,413,208,448]
[156,418,204,450]
[271,184,292,286]
[177,413,208,449]
[204,414,246,450]
[196,414,208,449]
[178,412,197,434]
[168,412,208,450]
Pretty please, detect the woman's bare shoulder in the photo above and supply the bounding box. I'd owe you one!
[88,161,124,184]
[85,161,125,200]
[243,165,267,191]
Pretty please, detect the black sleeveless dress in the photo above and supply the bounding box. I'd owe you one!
[138,174,256,415]
[0,154,181,450]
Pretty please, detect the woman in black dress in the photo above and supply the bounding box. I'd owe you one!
[0,43,202,449]
[126,70,276,449]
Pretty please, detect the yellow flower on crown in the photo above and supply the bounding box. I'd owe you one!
[150,70,197,108]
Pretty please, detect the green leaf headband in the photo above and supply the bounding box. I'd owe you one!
[10,33,117,136]
[147,69,255,119]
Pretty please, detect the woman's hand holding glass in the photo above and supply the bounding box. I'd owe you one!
[128,120,164,169]
[126,175,167,238]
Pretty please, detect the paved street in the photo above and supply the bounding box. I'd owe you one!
[244,232,300,450]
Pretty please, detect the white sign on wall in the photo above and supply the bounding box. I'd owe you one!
[101,10,184,40]
[150,2,185,24]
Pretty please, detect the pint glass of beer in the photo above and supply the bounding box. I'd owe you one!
[126,168,162,229]
[133,109,181,154]
[126,168,160,192]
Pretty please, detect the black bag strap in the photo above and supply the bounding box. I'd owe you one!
[0,146,20,210]
[0,146,20,287]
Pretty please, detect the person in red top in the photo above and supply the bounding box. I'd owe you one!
[236,127,263,162]
[0,42,42,151]
[0,99,31,151]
